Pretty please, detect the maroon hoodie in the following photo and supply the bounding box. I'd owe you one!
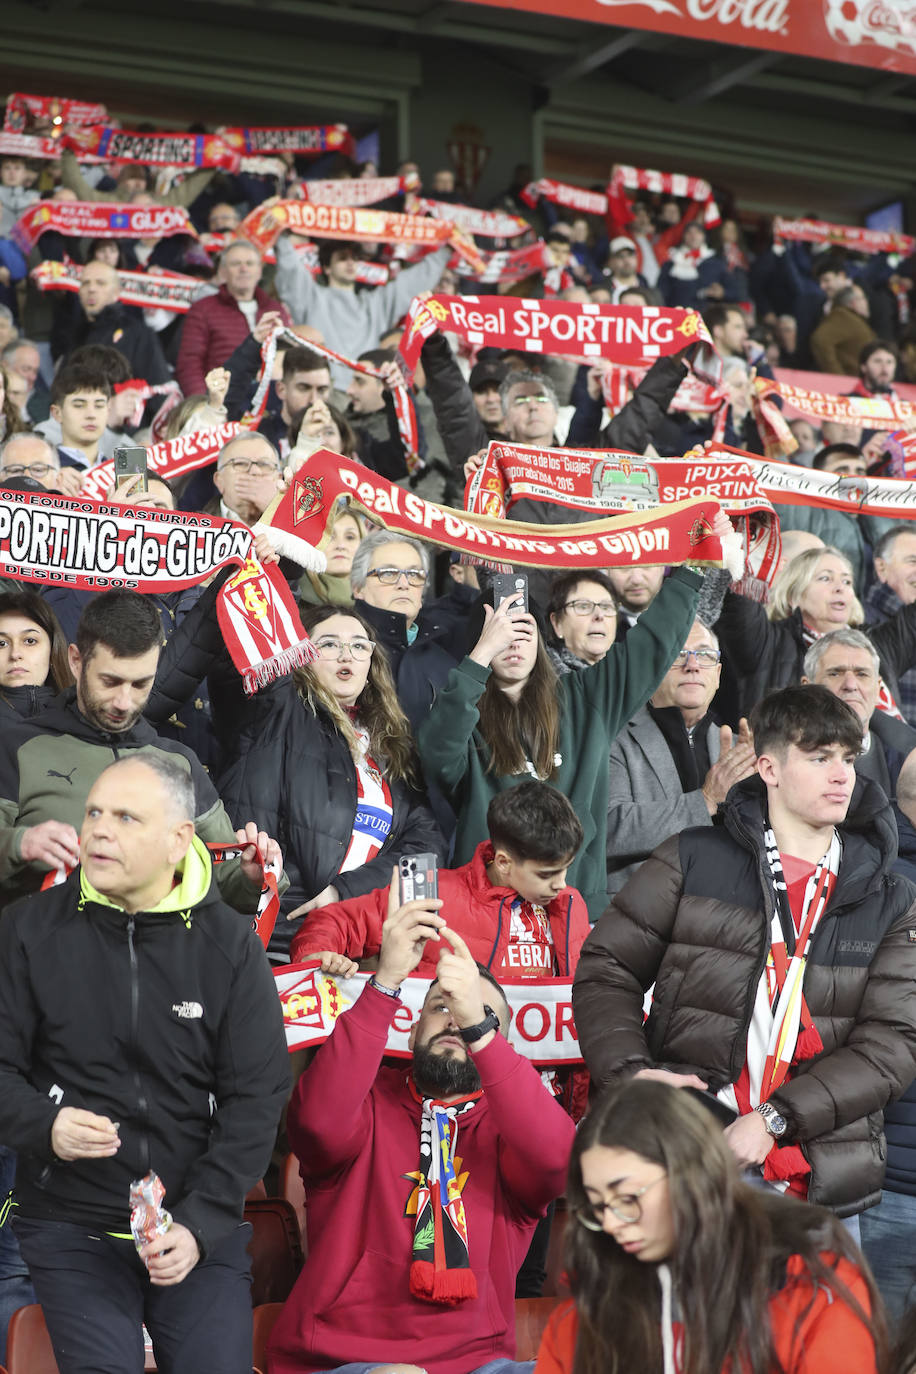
[267,981,575,1374]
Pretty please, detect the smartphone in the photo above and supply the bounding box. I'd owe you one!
[113,445,149,494]
[399,853,439,905]
[490,572,528,613]
[682,1087,739,1128]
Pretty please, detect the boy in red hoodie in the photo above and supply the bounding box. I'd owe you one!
[290,781,589,982]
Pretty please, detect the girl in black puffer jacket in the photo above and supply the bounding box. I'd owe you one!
[0,590,72,721]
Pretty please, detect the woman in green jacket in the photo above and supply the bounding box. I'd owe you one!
[417,563,704,923]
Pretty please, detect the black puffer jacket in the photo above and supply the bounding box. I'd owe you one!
[574,774,916,1216]
[0,864,289,1255]
[352,597,462,733]
[216,682,446,958]
[715,592,916,719]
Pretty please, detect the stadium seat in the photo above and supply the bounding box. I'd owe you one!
[279,1151,308,1253]
[244,1196,305,1306]
[252,1301,285,1374]
[514,1295,566,1360]
[4,1305,158,1372]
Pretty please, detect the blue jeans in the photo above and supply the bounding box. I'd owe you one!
[860,1189,916,1326]
[0,1147,34,1364]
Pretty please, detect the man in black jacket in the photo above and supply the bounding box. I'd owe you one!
[575,685,916,1226]
[0,753,289,1374]
[51,261,171,383]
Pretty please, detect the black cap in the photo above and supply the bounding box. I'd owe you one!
[469,358,507,392]
[0,475,46,493]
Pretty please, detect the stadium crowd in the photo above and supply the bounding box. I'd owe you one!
[3,97,916,1374]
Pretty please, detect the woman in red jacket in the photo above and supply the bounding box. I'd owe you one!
[536,1079,886,1374]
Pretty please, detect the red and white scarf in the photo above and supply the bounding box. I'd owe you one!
[12,201,197,255]
[773,215,915,257]
[31,259,202,315]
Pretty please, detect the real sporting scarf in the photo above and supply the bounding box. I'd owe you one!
[246,325,421,473]
[727,829,840,1192]
[230,124,355,158]
[0,490,319,691]
[418,199,530,240]
[78,422,244,501]
[409,1086,480,1305]
[601,363,728,422]
[12,201,197,255]
[756,376,916,430]
[275,965,583,1064]
[453,241,554,286]
[397,294,715,381]
[698,440,916,522]
[465,442,780,596]
[520,179,609,216]
[291,173,416,206]
[608,164,721,228]
[773,215,915,257]
[3,92,107,132]
[31,259,201,315]
[256,446,727,573]
[42,839,282,950]
[64,126,242,172]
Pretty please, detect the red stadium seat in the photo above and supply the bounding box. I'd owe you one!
[4,1305,158,1373]
[279,1151,308,1254]
[514,1296,566,1360]
[244,1196,305,1307]
[252,1301,285,1374]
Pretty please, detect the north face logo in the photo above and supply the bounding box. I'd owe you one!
[172,1001,203,1019]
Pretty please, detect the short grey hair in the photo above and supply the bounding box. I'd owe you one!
[105,753,195,822]
[499,369,558,416]
[350,528,430,592]
[803,627,879,682]
[0,433,58,467]
[217,433,280,471]
[2,337,39,364]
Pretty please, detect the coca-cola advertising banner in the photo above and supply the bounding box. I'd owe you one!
[454,0,916,79]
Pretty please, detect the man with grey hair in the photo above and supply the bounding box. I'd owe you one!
[0,432,83,496]
[802,626,916,797]
[52,260,171,384]
[866,525,916,728]
[3,337,45,422]
[207,432,282,527]
[607,620,756,894]
[0,752,289,1374]
[350,527,457,729]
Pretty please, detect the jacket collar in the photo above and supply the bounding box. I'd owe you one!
[37,687,158,747]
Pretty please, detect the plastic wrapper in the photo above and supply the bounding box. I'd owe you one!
[130,1170,173,1259]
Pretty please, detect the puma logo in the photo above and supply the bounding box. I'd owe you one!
[47,768,76,785]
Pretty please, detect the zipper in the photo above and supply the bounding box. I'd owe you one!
[126,915,151,1172]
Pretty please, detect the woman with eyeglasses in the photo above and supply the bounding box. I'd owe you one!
[216,601,445,958]
[536,1078,884,1374]
[417,521,736,923]
[0,591,73,719]
[546,571,618,674]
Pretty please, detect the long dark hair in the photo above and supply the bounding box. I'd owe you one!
[0,590,73,695]
[295,602,416,784]
[566,1080,886,1374]
[476,631,561,780]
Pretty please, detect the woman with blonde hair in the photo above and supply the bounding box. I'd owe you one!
[537,1078,885,1374]
[217,601,445,958]
[716,544,916,718]
[297,503,365,609]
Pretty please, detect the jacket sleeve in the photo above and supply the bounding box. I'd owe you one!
[286,979,397,1178]
[60,149,105,202]
[602,354,689,454]
[420,332,488,476]
[564,391,603,449]
[714,588,781,675]
[223,333,265,420]
[369,246,452,335]
[171,931,290,1255]
[416,657,489,801]
[289,885,389,962]
[810,320,843,375]
[574,567,701,727]
[573,835,686,1091]
[175,299,212,397]
[534,1302,578,1374]
[771,892,916,1143]
[274,234,321,326]
[193,795,271,915]
[164,167,217,208]
[0,909,60,1158]
[868,603,916,686]
[333,789,447,901]
[471,1032,576,1216]
[132,323,172,387]
[145,569,231,725]
[606,735,711,869]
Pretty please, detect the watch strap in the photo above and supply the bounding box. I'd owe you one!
[458,1005,499,1044]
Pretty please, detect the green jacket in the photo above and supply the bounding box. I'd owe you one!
[417,567,702,921]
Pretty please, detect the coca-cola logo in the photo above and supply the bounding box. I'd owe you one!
[594,0,789,35]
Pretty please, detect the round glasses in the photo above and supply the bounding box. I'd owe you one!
[366,567,426,587]
[574,1174,667,1230]
[671,648,721,668]
[563,599,616,617]
[313,636,376,661]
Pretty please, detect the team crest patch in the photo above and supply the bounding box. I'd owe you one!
[293,475,324,525]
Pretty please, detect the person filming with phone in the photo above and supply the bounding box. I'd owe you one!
[266,866,575,1374]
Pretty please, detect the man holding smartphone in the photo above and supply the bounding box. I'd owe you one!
[268,872,575,1374]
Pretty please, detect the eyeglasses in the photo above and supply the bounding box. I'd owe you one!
[313,636,376,660]
[671,648,721,668]
[563,599,616,617]
[510,394,553,407]
[1,464,55,479]
[575,1174,667,1230]
[218,458,280,476]
[366,567,426,587]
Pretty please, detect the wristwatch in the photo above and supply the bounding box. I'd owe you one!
[754,1102,788,1138]
[458,1005,500,1044]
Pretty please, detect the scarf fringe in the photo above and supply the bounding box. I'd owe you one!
[409,1259,478,1306]
[242,637,317,695]
[251,521,327,573]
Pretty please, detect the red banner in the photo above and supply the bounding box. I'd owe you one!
[773,216,916,257]
[3,92,106,132]
[453,0,916,78]
[11,201,197,254]
[397,293,713,378]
